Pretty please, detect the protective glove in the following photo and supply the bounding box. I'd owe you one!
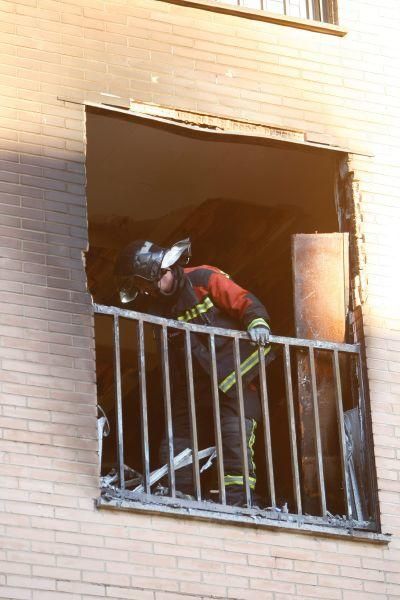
[248,325,270,346]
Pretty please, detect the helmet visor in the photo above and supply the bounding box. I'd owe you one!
[161,238,191,269]
[118,276,139,304]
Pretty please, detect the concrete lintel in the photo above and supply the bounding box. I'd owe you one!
[59,97,372,156]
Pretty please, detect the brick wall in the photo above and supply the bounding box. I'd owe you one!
[1,0,400,598]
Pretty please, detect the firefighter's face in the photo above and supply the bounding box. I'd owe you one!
[158,269,174,294]
[134,269,174,297]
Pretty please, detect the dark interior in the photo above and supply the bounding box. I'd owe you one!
[85,106,346,513]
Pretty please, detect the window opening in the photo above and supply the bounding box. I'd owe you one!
[86,106,377,532]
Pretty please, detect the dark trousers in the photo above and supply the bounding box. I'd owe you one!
[160,368,261,504]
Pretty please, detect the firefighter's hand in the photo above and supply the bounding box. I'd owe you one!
[248,326,270,346]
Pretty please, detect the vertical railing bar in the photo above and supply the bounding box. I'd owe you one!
[161,325,175,498]
[306,0,313,19]
[328,0,337,24]
[137,319,150,495]
[184,329,201,501]
[233,337,251,507]
[318,0,324,21]
[356,351,367,450]
[209,334,226,505]
[357,349,377,521]
[309,347,327,517]
[356,348,379,526]
[283,344,302,514]
[332,350,352,519]
[113,314,125,491]
[282,0,288,16]
[258,347,276,508]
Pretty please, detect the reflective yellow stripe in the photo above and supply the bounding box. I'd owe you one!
[247,318,270,331]
[249,419,257,471]
[224,475,256,489]
[177,296,214,322]
[219,345,271,393]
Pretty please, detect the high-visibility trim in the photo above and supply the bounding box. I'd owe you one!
[224,474,256,490]
[219,345,272,393]
[177,296,214,322]
[247,318,270,331]
[249,419,257,471]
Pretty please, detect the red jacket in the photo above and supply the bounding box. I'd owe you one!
[158,265,271,397]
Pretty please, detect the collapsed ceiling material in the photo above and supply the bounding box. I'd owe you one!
[86,198,311,335]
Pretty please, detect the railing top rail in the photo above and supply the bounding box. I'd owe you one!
[93,303,360,354]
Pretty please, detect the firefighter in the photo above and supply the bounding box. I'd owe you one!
[115,238,271,506]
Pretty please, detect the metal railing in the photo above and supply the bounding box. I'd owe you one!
[218,0,338,24]
[95,303,376,530]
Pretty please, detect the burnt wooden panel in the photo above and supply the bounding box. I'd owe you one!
[292,233,349,515]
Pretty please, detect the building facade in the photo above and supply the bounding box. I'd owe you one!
[1,0,400,599]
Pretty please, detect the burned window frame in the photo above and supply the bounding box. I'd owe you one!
[85,103,382,540]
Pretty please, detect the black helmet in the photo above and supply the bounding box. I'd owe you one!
[115,238,191,303]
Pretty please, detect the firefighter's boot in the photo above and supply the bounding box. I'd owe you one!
[222,416,257,507]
